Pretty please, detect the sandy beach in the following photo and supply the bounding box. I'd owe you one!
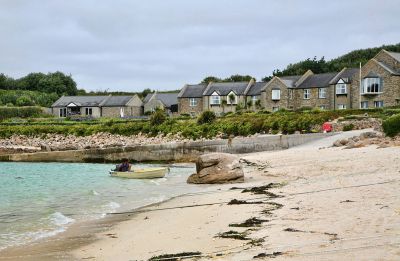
[68,129,400,260]
[1,129,399,260]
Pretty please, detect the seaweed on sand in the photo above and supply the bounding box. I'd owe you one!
[228,199,264,205]
[242,183,285,197]
[229,217,269,227]
[148,251,202,261]
[253,252,284,259]
[216,230,250,240]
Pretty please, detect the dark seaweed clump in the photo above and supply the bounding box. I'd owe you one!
[216,230,249,240]
[148,251,202,261]
[229,217,269,227]
[253,252,284,259]
[228,199,264,205]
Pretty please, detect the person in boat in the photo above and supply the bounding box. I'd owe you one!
[116,158,132,172]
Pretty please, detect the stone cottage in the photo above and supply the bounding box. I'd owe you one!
[202,80,255,115]
[177,83,207,116]
[143,92,179,114]
[328,67,359,110]
[350,50,400,109]
[51,95,143,118]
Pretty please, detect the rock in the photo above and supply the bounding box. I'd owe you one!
[187,153,244,184]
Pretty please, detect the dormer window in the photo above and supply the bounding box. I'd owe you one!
[210,91,221,105]
[336,79,347,94]
[362,77,382,94]
[227,91,238,105]
[271,89,281,100]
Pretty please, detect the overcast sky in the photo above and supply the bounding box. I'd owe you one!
[0,0,399,92]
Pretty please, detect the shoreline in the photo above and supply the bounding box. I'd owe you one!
[1,129,400,260]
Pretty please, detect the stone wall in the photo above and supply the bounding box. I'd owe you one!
[102,106,142,117]
[351,59,400,108]
[375,50,400,71]
[293,87,332,110]
[178,97,203,115]
[1,133,334,163]
[262,79,289,111]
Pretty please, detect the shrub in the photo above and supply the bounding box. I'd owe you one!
[382,114,400,137]
[343,124,354,131]
[150,110,167,126]
[0,106,44,120]
[197,111,216,125]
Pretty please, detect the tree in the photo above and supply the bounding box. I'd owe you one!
[224,74,254,82]
[141,88,152,98]
[16,95,34,106]
[246,99,253,108]
[221,99,227,114]
[197,111,216,125]
[201,76,222,84]
[228,93,236,106]
[150,109,167,126]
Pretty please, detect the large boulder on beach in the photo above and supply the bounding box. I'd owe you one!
[187,153,244,184]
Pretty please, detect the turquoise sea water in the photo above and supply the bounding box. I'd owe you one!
[0,162,199,250]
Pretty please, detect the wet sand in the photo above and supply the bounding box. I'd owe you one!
[1,129,400,260]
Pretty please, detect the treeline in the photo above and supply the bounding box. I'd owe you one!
[0,72,78,96]
[262,43,400,81]
[0,90,59,107]
[201,74,255,84]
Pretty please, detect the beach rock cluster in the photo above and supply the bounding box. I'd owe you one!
[187,153,244,184]
[332,131,400,149]
[331,118,383,132]
[0,133,222,154]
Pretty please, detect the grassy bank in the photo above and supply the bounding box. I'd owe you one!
[1,108,399,139]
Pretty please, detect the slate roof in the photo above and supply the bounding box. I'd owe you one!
[52,96,109,107]
[101,96,136,107]
[178,84,207,98]
[203,82,249,96]
[279,75,302,88]
[329,68,359,84]
[386,51,400,63]
[296,72,338,88]
[373,59,400,76]
[51,95,138,107]
[144,93,179,107]
[246,82,267,96]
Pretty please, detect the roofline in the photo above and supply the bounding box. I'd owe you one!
[328,67,347,85]
[383,49,400,63]
[202,82,213,96]
[243,79,255,95]
[261,76,288,91]
[177,84,188,98]
[98,94,112,107]
[370,58,400,76]
[295,69,314,87]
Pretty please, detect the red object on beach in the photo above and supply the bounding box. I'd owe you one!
[322,122,333,132]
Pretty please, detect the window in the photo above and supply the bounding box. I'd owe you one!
[210,95,221,105]
[271,89,281,100]
[303,89,311,99]
[319,105,327,110]
[272,106,279,112]
[189,98,198,107]
[59,108,66,117]
[336,83,347,94]
[227,92,237,105]
[251,96,258,103]
[338,104,347,110]
[362,77,382,94]
[374,101,384,108]
[85,108,93,116]
[288,89,293,99]
[318,88,326,99]
[360,101,368,109]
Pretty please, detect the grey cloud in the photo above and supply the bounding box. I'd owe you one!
[0,0,399,91]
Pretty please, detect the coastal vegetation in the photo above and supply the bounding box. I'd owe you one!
[262,43,400,81]
[382,114,400,137]
[1,108,399,139]
[0,106,48,121]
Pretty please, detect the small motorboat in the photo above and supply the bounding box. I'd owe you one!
[109,167,168,179]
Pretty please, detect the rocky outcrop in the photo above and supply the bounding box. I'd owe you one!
[331,117,383,132]
[187,153,244,184]
[333,131,400,149]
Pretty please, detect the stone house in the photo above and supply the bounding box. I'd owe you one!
[202,80,255,115]
[328,68,359,110]
[143,92,179,114]
[260,75,301,111]
[51,95,143,118]
[350,50,400,109]
[245,82,267,110]
[177,84,207,116]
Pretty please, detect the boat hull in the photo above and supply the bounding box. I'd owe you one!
[109,167,167,179]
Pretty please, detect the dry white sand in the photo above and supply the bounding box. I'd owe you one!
[68,129,399,260]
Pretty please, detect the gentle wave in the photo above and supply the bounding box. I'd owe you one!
[50,212,75,227]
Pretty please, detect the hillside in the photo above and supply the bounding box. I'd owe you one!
[262,43,400,81]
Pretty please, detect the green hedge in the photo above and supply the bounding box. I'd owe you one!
[0,106,45,120]
[382,114,400,137]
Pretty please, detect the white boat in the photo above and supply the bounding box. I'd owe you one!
[109,167,168,179]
